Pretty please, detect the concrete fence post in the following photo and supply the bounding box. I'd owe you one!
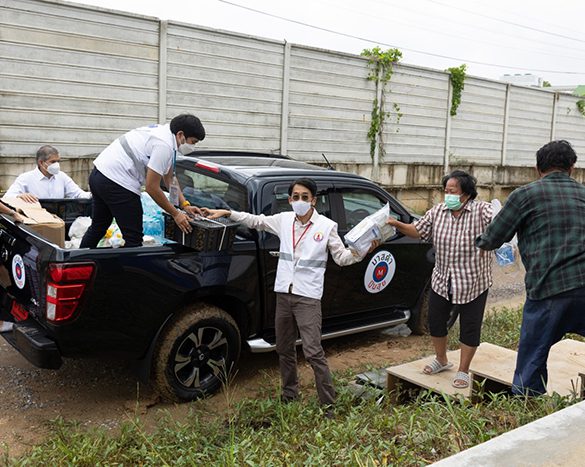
[158,20,168,124]
[443,78,453,175]
[501,84,511,167]
[280,41,291,156]
[550,92,558,141]
[372,66,383,181]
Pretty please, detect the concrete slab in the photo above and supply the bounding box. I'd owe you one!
[432,400,585,466]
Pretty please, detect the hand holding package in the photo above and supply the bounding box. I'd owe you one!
[344,203,396,256]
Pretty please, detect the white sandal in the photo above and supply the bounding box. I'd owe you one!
[452,371,470,389]
[423,359,454,375]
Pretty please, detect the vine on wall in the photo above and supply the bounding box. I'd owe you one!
[361,47,402,161]
[577,99,585,117]
[446,64,467,116]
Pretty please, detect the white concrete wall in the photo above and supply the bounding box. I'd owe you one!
[2,0,585,192]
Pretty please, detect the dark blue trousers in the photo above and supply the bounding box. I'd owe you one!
[513,286,585,396]
[80,168,143,248]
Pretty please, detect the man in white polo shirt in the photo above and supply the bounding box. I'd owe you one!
[204,178,377,417]
[80,114,205,248]
[5,145,91,202]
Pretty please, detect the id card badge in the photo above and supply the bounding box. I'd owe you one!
[169,174,180,207]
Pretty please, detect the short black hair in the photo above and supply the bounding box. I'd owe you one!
[441,170,478,199]
[536,140,576,173]
[170,114,206,141]
[288,178,317,198]
[36,145,59,163]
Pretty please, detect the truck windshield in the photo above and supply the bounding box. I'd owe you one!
[176,168,247,212]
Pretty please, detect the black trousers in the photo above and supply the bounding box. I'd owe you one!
[428,288,488,347]
[80,168,143,248]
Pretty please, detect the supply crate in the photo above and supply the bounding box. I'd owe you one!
[163,212,239,251]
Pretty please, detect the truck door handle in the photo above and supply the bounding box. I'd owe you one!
[269,251,280,258]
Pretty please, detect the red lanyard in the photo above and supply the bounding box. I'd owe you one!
[292,221,312,252]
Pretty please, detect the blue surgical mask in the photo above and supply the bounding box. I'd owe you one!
[444,194,462,210]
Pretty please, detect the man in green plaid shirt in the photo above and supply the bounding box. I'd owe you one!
[476,140,585,395]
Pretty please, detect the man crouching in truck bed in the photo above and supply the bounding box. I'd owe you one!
[80,114,206,248]
[203,178,378,418]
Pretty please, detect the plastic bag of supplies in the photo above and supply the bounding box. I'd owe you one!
[491,199,517,266]
[344,203,396,256]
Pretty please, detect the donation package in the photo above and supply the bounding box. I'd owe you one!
[1,196,65,247]
[344,203,396,256]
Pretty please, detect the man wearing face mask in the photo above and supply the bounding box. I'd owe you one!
[203,178,377,417]
[79,113,205,248]
[5,145,91,203]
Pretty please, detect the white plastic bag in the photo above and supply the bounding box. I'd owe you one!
[491,199,516,266]
[344,203,396,256]
[68,216,92,239]
[97,220,125,248]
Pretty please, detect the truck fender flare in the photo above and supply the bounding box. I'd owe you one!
[136,314,175,384]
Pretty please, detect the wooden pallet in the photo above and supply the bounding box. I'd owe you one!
[386,339,585,401]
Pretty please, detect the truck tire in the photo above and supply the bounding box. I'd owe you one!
[151,305,241,402]
[408,284,460,335]
[408,282,430,335]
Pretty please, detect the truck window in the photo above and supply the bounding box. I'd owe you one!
[341,190,399,230]
[177,169,247,211]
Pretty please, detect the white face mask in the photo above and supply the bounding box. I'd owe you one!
[178,143,198,155]
[46,161,60,176]
[291,200,312,216]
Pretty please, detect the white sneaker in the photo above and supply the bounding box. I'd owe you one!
[0,321,14,333]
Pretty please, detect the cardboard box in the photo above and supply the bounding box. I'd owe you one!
[1,196,65,248]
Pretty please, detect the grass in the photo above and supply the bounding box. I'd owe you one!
[4,306,582,466]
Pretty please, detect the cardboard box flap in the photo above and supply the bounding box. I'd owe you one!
[2,196,62,224]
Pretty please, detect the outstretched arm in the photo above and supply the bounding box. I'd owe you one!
[386,216,421,239]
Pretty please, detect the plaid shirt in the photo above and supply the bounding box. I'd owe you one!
[415,200,493,304]
[476,172,585,300]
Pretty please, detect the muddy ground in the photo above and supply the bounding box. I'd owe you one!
[0,261,526,456]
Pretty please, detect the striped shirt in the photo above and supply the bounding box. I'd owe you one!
[414,200,493,304]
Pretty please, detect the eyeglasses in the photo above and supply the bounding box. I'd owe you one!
[291,194,311,201]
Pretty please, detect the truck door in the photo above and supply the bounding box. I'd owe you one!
[326,185,433,319]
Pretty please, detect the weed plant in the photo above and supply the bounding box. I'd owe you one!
[6,306,581,466]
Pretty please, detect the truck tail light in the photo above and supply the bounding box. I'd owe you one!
[46,263,95,323]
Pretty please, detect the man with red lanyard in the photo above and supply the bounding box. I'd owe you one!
[204,178,376,417]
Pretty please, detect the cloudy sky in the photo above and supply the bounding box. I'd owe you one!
[68,0,585,86]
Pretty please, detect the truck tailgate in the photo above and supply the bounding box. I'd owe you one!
[0,215,58,326]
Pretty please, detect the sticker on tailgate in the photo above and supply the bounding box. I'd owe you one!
[12,254,26,289]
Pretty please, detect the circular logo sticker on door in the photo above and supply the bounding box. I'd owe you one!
[364,250,396,294]
[12,254,26,289]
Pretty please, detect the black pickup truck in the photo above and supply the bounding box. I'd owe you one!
[0,152,434,401]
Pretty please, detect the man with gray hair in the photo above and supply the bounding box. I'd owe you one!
[5,145,91,203]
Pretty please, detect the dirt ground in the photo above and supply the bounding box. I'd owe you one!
[0,261,526,457]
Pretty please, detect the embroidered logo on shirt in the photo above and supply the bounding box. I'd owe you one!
[313,232,324,242]
[364,250,396,294]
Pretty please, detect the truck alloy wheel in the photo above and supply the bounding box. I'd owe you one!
[152,305,241,402]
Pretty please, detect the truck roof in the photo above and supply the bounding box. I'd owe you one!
[179,150,368,184]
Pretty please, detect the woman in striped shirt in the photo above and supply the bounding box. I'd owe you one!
[387,170,493,389]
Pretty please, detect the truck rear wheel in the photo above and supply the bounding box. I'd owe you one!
[408,283,430,335]
[151,305,241,402]
[408,284,459,335]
